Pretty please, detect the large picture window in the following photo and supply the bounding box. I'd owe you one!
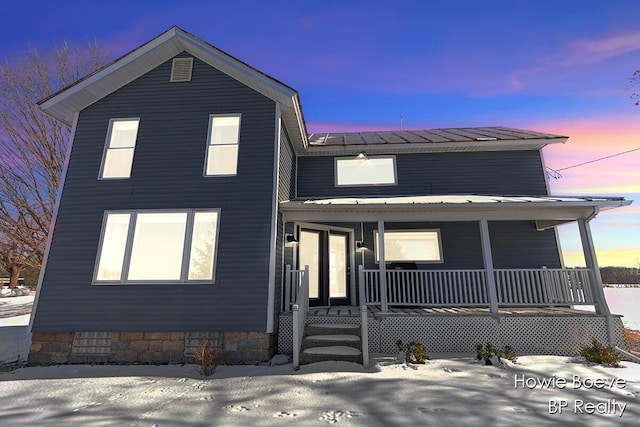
[205,114,240,176]
[94,210,220,284]
[100,119,139,179]
[374,229,443,263]
[335,155,397,186]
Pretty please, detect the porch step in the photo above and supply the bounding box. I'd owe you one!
[304,323,361,337]
[302,334,362,351]
[300,323,363,365]
[300,346,362,364]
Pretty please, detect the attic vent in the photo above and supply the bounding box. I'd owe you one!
[170,57,193,82]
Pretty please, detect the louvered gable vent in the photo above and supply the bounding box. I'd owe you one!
[170,57,193,82]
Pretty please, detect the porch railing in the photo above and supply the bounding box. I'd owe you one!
[361,267,594,307]
[292,265,309,370]
[494,268,593,305]
[283,264,307,312]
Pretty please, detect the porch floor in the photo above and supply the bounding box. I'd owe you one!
[303,305,602,318]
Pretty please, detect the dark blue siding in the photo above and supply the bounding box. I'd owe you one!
[489,221,562,268]
[297,151,548,197]
[32,55,277,332]
[274,125,296,322]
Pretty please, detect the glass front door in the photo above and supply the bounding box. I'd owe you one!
[298,229,350,306]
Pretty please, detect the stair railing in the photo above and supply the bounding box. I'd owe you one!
[292,265,309,370]
[358,265,370,368]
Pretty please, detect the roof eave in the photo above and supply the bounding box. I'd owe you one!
[38,26,303,130]
[301,137,568,156]
[279,198,631,222]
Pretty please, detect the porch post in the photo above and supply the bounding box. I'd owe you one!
[479,220,499,314]
[377,220,388,312]
[577,218,610,315]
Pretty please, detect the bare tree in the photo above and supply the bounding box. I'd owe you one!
[0,41,110,288]
[630,69,640,106]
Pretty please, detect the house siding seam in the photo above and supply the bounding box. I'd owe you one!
[31,54,278,332]
[297,150,548,198]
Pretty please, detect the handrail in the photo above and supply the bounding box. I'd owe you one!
[283,265,306,312]
[292,265,309,370]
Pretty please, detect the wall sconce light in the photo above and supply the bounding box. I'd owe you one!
[356,240,366,249]
[286,234,298,243]
[356,152,368,161]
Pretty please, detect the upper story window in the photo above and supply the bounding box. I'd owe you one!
[205,114,241,176]
[100,119,139,179]
[335,155,397,186]
[374,229,443,263]
[94,209,220,284]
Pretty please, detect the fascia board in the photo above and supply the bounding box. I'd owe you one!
[301,137,568,156]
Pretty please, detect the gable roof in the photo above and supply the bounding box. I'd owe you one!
[305,126,567,155]
[38,26,307,149]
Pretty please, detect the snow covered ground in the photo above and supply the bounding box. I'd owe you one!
[0,293,33,363]
[1,295,639,425]
[0,355,638,426]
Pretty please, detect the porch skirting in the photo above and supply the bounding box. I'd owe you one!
[278,309,624,355]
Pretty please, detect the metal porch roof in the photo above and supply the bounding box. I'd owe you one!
[279,194,632,225]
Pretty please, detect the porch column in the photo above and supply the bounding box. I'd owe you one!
[377,220,388,312]
[479,220,499,314]
[577,218,610,315]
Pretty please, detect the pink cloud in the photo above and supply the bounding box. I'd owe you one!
[506,30,640,94]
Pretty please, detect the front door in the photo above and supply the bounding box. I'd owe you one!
[298,229,350,306]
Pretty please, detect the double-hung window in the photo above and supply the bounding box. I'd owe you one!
[94,210,220,284]
[100,119,139,179]
[205,114,240,176]
[374,229,443,263]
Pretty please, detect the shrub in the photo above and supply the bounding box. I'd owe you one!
[476,342,517,365]
[580,339,621,368]
[396,340,428,364]
[194,339,225,376]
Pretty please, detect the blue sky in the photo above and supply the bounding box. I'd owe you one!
[2,0,639,266]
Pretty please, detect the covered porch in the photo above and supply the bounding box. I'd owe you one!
[280,195,630,316]
[278,195,629,364]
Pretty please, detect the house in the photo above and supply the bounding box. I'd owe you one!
[29,27,631,366]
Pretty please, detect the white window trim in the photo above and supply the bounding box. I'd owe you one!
[374,228,444,264]
[204,113,241,177]
[98,118,140,180]
[92,209,221,285]
[334,155,397,187]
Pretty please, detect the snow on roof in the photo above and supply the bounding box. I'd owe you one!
[287,194,628,207]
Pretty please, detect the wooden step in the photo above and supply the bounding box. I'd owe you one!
[304,323,360,337]
[302,334,361,351]
[300,346,362,364]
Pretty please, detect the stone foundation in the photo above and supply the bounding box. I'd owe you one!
[28,331,277,365]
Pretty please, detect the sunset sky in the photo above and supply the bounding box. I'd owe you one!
[2,0,638,267]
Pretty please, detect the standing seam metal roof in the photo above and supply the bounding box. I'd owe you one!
[307,127,566,146]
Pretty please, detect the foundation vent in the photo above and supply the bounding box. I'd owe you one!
[170,57,193,82]
[71,332,112,355]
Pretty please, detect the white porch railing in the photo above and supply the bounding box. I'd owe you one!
[360,267,595,307]
[292,265,309,370]
[361,268,488,306]
[494,268,593,305]
[283,264,307,312]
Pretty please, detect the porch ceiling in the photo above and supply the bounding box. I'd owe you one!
[280,194,631,222]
